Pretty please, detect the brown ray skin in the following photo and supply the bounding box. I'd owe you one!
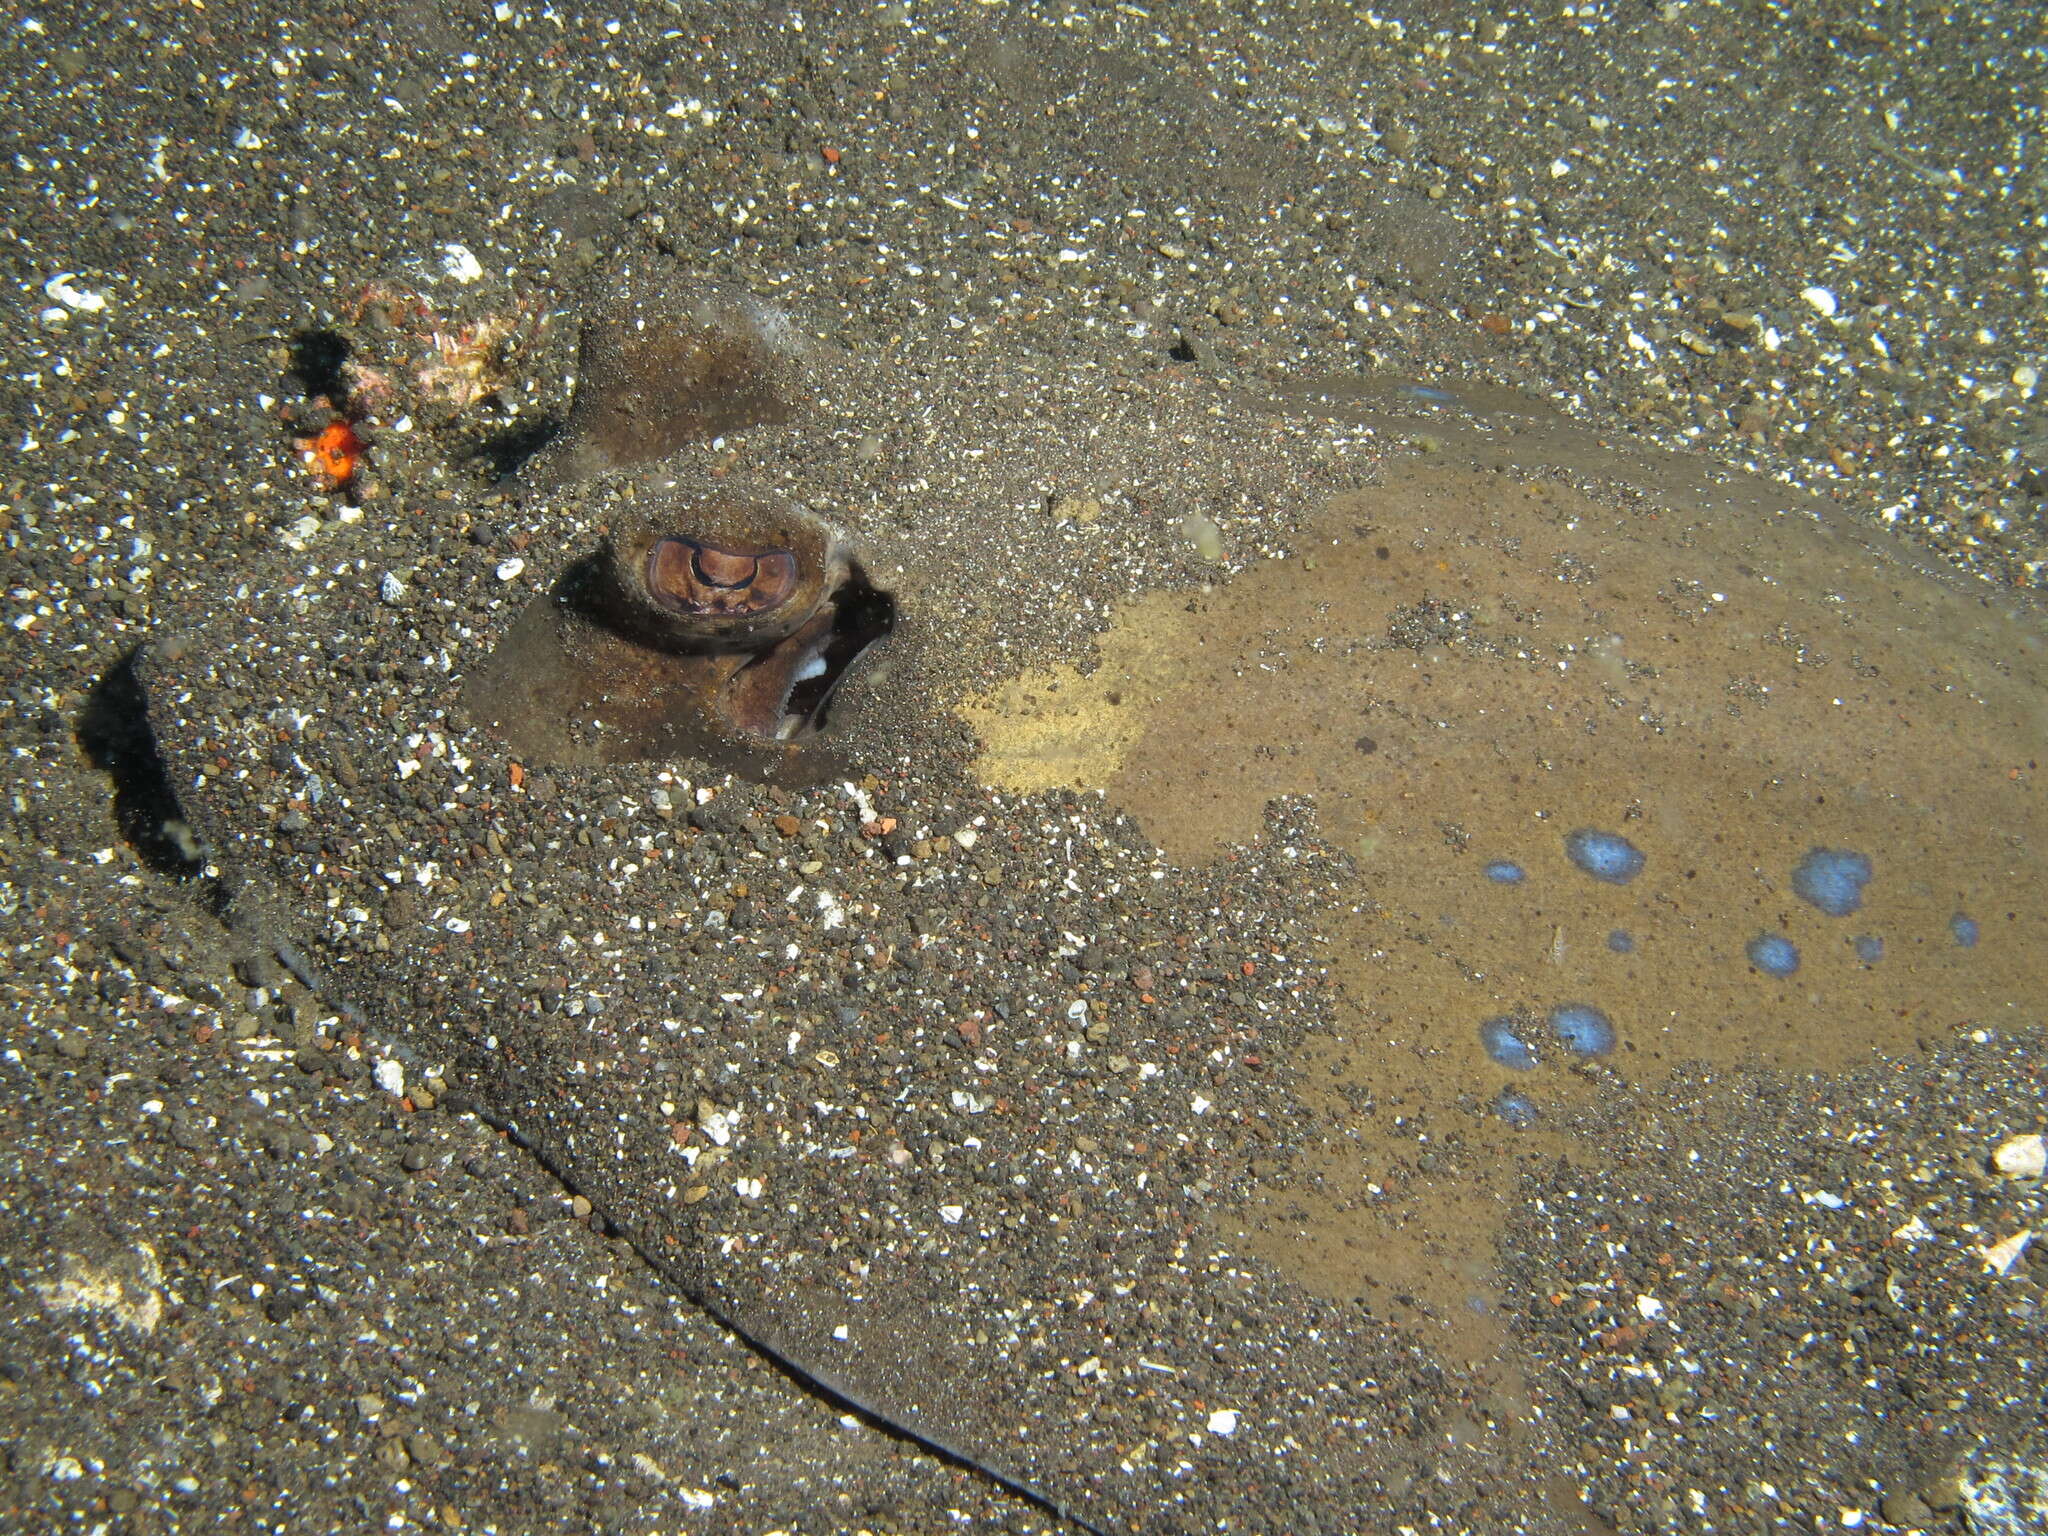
[530,280,810,488]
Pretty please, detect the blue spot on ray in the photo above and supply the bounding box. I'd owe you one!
[1564,829,1645,884]
[1791,848,1873,917]
[1548,1003,1617,1058]
[1483,859,1526,885]
[1853,935,1885,965]
[1493,1088,1538,1128]
[1478,1016,1540,1071]
[1746,933,1801,977]
[1606,929,1636,954]
[1951,914,1980,948]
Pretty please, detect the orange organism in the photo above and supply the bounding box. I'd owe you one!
[299,419,364,488]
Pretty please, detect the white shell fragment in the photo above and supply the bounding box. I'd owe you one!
[1801,285,1839,318]
[43,272,109,313]
[439,243,486,283]
[696,1099,737,1146]
[1979,1229,2033,1276]
[1991,1133,2046,1179]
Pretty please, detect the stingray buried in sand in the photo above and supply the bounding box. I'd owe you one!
[128,251,2048,1535]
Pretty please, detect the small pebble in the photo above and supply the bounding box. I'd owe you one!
[1878,1491,1931,1528]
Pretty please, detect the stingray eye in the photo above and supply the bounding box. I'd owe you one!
[646,536,800,618]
